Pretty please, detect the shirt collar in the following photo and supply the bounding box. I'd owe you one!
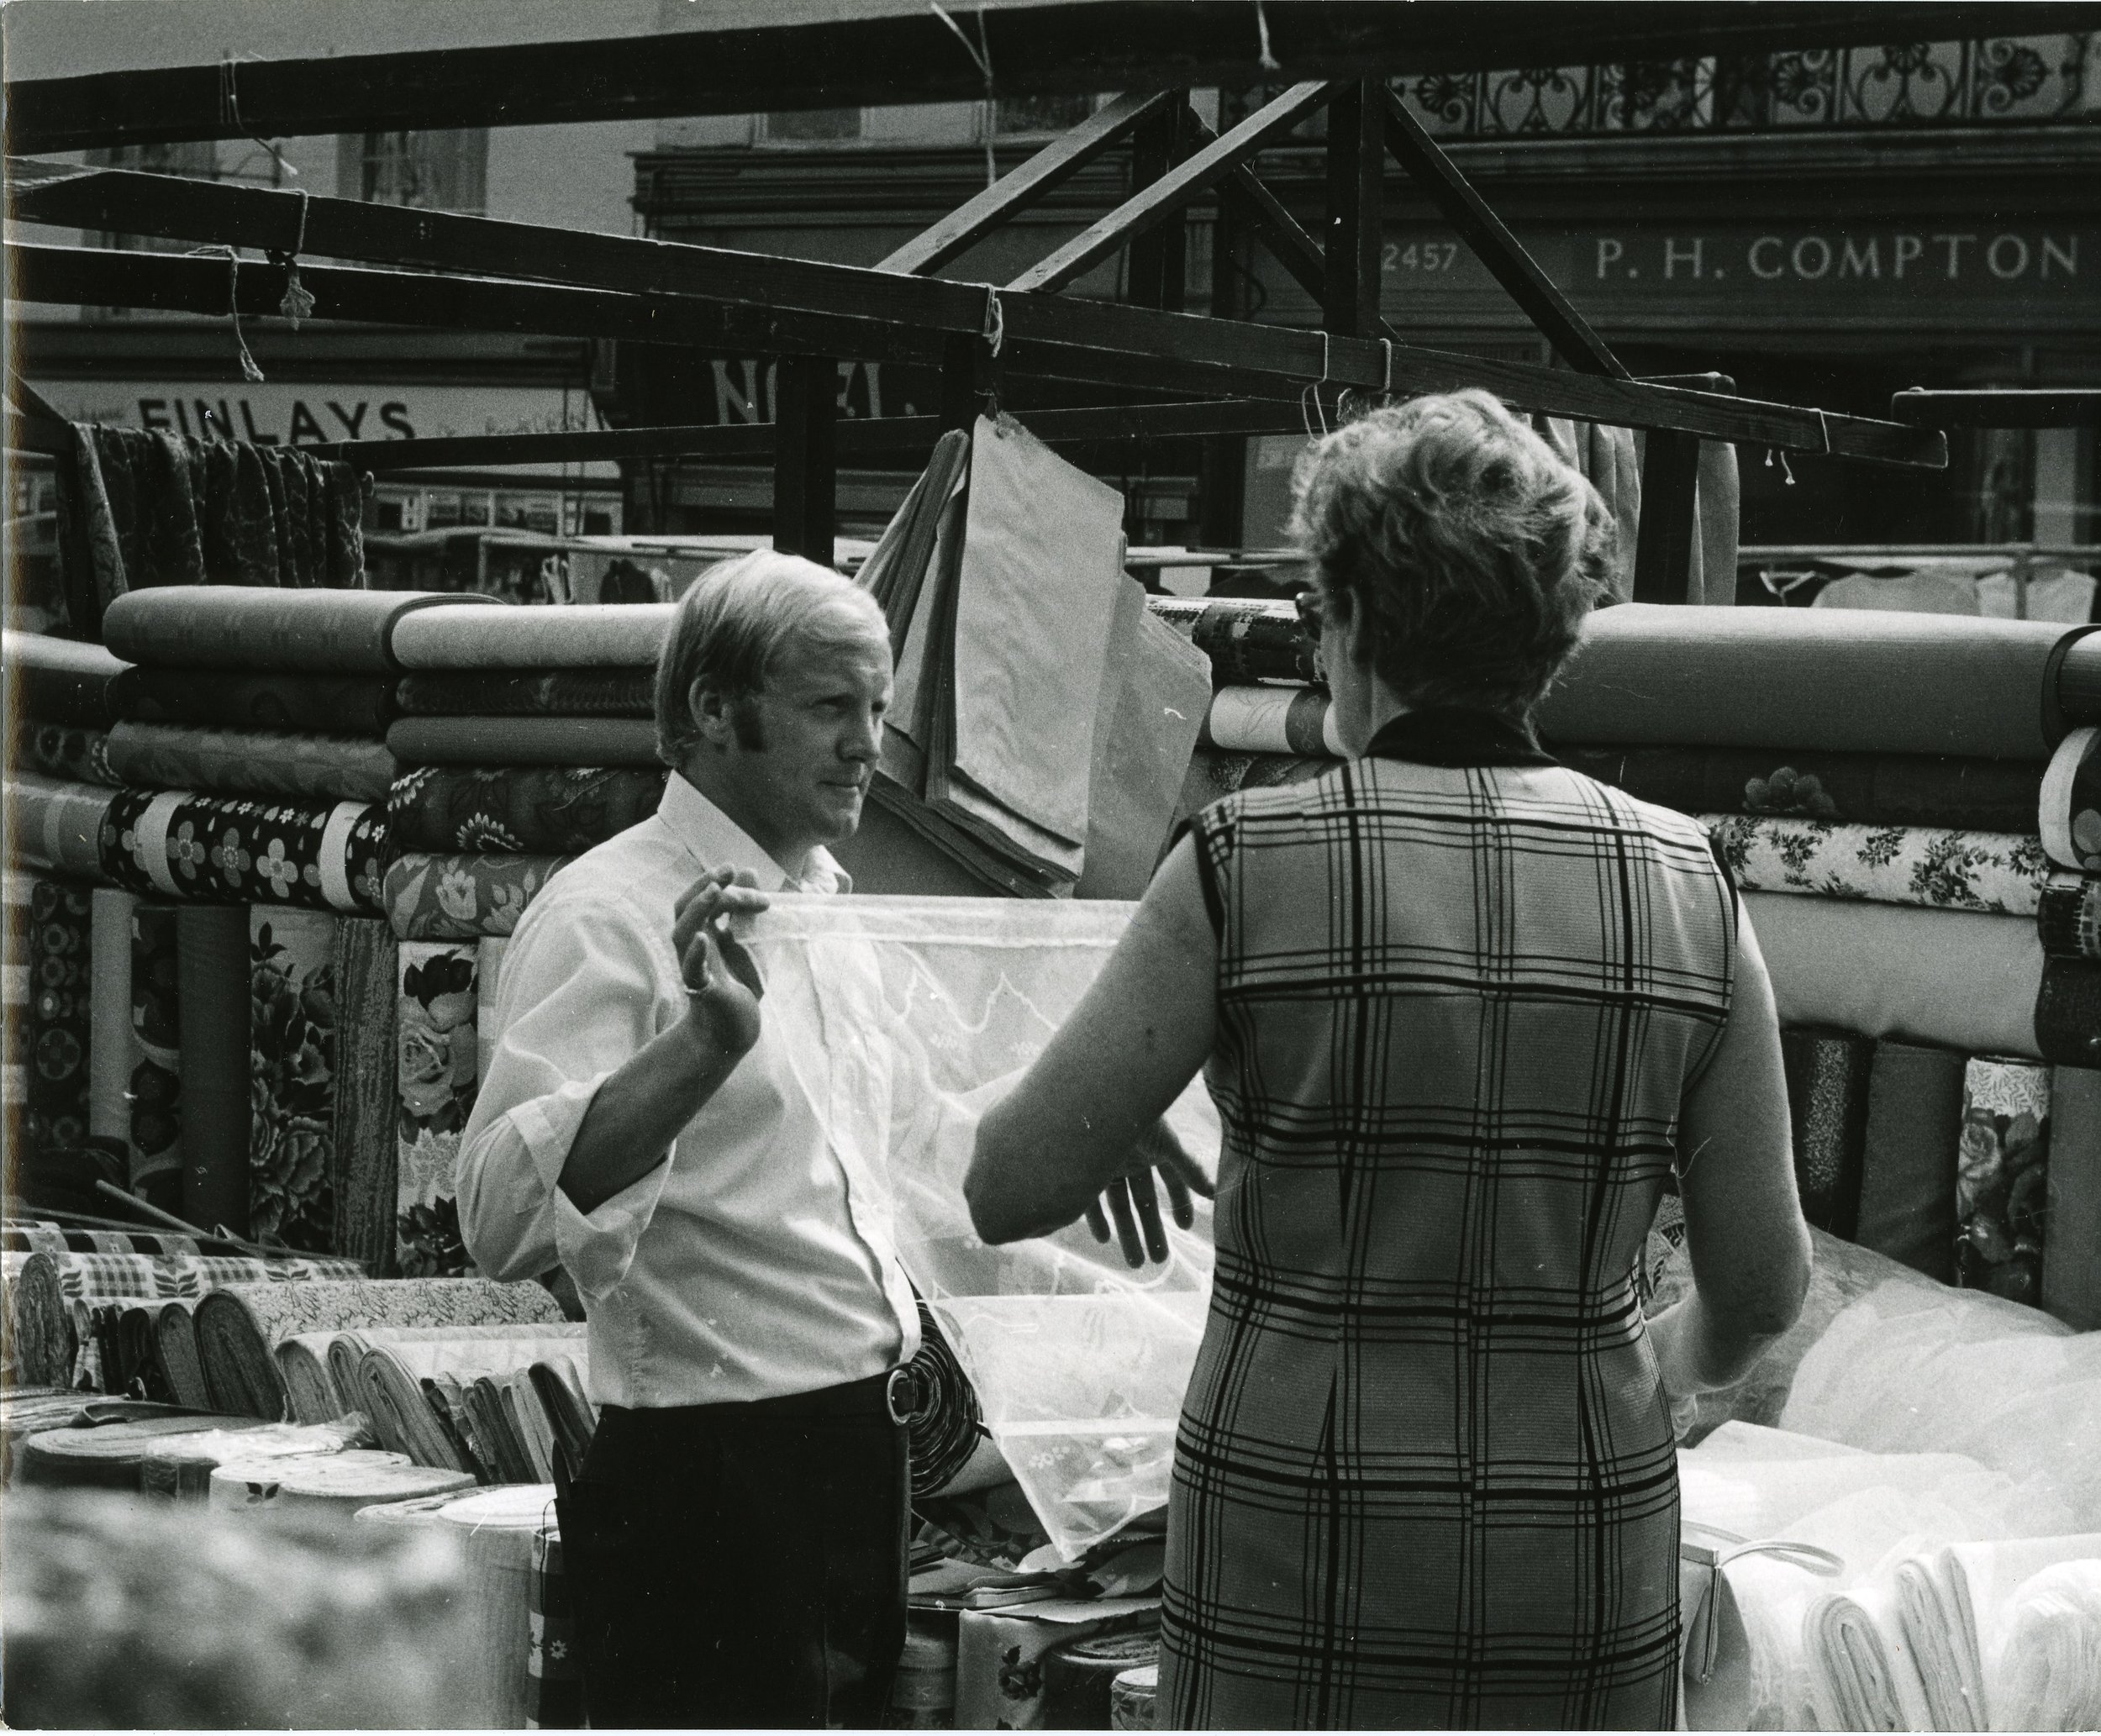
[1362,706,1556,769]
[658,773,851,896]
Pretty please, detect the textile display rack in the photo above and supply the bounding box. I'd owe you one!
[8,5,2101,1730]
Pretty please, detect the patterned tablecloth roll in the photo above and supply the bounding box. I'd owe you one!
[98,787,392,914]
[101,587,501,675]
[384,853,573,942]
[2040,724,2101,871]
[125,668,400,737]
[1704,816,2048,916]
[390,602,673,670]
[105,723,401,806]
[395,668,656,718]
[1956,1057,2052,1306]
[10,775,117,878]
[388,765,668,855]
[386,715,664,768]
[1147,597,1315,685]
[1199,686,1341,759]
[24,723,118,788]
[1556,745,2046,834]
[5,631,136,729]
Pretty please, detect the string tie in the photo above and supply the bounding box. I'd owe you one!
[268,187,315,328]
[1254,0,1282,71]
[219,55,298,184]
[214,247,266,383]
[981,287,1004,357]
[931,2,998,189]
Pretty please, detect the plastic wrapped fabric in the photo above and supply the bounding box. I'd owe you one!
[738,894,1218,1560]
[1994,1559,2101,1732]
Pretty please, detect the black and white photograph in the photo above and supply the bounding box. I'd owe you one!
[3,2,2101,1728]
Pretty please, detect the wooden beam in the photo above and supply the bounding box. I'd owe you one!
[9,3,2086,154]
[774,355,837,560]
[1324,81,1384,339]
[1007,82,1333,295]
[1381,86,1628,380]
[1891,388,2101,429]
[1633,432,1700,603]
[877,90,1176,277]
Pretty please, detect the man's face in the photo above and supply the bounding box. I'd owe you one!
[707,630,893,857]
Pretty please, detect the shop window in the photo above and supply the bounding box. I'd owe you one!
[993,92,1096,134]
[338,129,488,213]
[763,108,863,144]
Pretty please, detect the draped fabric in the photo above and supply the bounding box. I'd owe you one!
[105,723,400,805]
[387,765,666,858]
[1707,815,2048,916]
[395,941,481,1277]
[383,853,571,941]
[99,787,392,914]
[249,910,338,1253]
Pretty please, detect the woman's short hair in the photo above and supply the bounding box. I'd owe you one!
[654,549,889,764]
[1288,388,1616,716]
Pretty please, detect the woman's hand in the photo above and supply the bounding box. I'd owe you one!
[1085,1118,1216,1267]
[673,868,769,1057]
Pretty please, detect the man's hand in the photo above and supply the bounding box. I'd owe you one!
[1085,1118,1216,1268]
[673,869,769,1057]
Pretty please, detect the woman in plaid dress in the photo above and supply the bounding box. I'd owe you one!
[969,390,1812,1728]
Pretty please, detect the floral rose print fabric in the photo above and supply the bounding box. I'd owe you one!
[97,786,393,915]
[387,765,665,855]
[382,854,573,942]
[396,941,480,1276]
[250,910,338,1254]
[1956,1056,2051,1305]
[1703,814,2049,916]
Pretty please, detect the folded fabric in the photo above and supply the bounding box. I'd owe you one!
[2040,724,2101,870]
[1147,597,1317,686]
[392,668,656,718]
[1537,603,2083,760]
[1994,1558,2101,1731]
[5,631,137,728]
[387,765,666,855]
[124,668,399,736]
[9,775,113,879]
[1557,743,2045,833]
[1804,1578,1937,1732]
[98,787,392,914]
[1707,813,2048,915]
[102,587,493,675]
[861,427,971,652]
[383,854,572,942]
[1856,1039,1966,1283]
[105,723,400,805]
[1956,1056,2053,1309]
[2045,1066,2101,1330]
[385,716,662,767]
[24,723,117,788]
[1199,684,1342,758]
[2034,957,2101,1067]
[193,1277,566,1422]
[1747,892,2046,1058]
[390,602,672,670]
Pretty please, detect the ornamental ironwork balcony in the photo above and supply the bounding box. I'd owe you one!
[1395,34,2095,138]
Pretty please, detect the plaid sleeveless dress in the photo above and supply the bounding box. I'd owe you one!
[1160,708,1736,1730]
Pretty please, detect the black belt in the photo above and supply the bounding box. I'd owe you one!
[600,1370,914,1429]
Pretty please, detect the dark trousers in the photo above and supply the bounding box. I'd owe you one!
[558,1374,910,1729]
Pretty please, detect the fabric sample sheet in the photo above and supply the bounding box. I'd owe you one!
[396,940,482,1276]
[1705,814,2047,915]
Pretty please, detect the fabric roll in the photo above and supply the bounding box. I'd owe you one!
[24,878,94,1158]
[1045,1631,1161,1732]
[528,1360,596,1481]
[435,1486,561,1728]
[384,854,571,944]
[1147,597,1316,686]
[1803,1581,1935,1732]
[1780,1029,1874,1239]
[10,774,116,878]
[175,905,251,1238]
[1110,1664,1158,1731]
[1855,1040,1966,1283]
[99,787,393,916]
[396,941,481,1277]
[391,602,672,671]
[1994,1559,2101,1731]
[956,1603,1155,1733]
[1747,893,2046,1059]
[87,888,135,1144]
[348,1343,470,1468]
[105,723,401,805]
[1537,603,2082,760]
[2038,723,2101,870]
[127,902,184,1210]
[101,587,494,674]
[17,1414,263,1491]
[2044,1065,2101,1330]
[192,1277,567,1422]
[528,1525,582,1730]
[394,668,656,718]
[1198,685,1341,759]
[155,1301,212,1412]
[6,1251,72,1388]
[125,668,399,736]
[1705,815,2047,916]
[1956,1057,2052,1307]
[2035,957,2101,1067]
[900,1300,998,1499]
[5,631,136,729]
[248,909,337,1253]
[387,765,667,855]
[24,722,118,788]
[2052,630,2101,726]
[140,1417,370,1502]
[2037,873,2101,960]
[385,716,663,768]
[276,1332,348,1425]
[208,1451,466,1517]
[333,916,400,1272]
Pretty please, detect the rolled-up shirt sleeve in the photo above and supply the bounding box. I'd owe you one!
[456,892,677,1297]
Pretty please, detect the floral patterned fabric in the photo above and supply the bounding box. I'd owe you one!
[24,723,117,788]
[25,879,93,1158]
[397,942,481,1277]
[250,910,338,1254]
[1703,814,2049,916]
[383,854,572,942]
[128,903,182,1210]
[106,723,400,805]
[1956,1057,2051,1305]
[388,766,666,855]
[99,786,394,915]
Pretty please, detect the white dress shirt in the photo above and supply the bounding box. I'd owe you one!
[455,774,923,1408]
